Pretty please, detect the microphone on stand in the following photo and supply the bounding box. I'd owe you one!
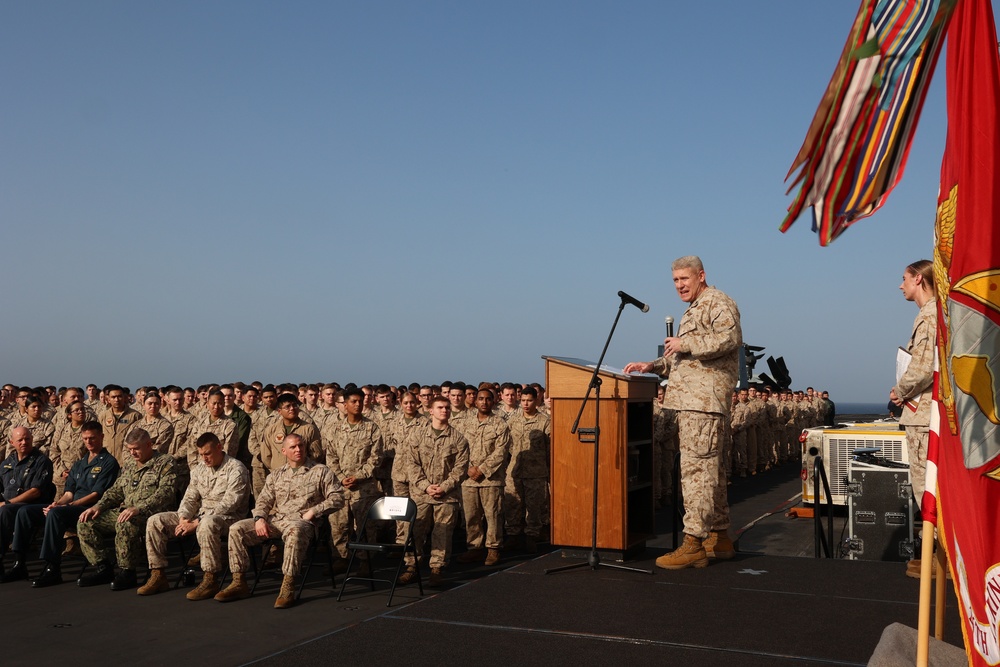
[618,290,650,313]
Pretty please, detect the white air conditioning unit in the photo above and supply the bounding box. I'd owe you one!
[800,425,909,506]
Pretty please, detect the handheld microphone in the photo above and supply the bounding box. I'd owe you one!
[665,316,674,338]
[618,290,650,313]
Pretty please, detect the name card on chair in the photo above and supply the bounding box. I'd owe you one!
[384,496,408,517]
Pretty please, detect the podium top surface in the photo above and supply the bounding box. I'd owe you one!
[543,355,658,400]
[542,356,658,381]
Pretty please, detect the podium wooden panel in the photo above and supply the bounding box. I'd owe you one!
[544,356,658,557]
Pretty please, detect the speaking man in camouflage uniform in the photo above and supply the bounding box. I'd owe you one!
[398,396,469,588]
[455,388,510,566]
[214,433,343,609]
[625,255,742,570]
[77,428,177,591]
[140,432,250,599]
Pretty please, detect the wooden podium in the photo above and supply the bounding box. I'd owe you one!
[544,356,658,558]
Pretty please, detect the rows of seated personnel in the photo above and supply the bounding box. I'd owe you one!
[0,379,551,604]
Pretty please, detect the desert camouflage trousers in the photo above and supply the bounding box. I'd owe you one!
[228,517,315,577]
[504,477,548,539]
[905,425,929,505]
[677,411,730,540]
[653,440,678,503]
[405,501,458,569]
[461,485,503,550]
[78,509,149,570]
[146,512,234,573]
[251,461,267,502]
[327,483,378,560]
[733,431,747,475]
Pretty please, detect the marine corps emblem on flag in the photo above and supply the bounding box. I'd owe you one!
[948,269,1000,477]
[954,542,1000,662]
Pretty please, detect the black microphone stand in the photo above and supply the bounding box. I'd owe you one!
[545,298,653,576]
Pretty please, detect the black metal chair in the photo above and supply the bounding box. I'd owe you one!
[337,496,422,606]
[250,522,336,600]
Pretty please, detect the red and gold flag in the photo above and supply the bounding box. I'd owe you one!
[931,0,1000,663]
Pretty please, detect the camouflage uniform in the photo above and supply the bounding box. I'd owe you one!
[50,423,87,498]
[387,415,427,495]
[494,404,521,422]
[745,399,761,474]
[0,417,10,457]
[404,423,469,568]
[730,399,748,476]
[102,408,143,464]
[227,460,343,577]
[126,415,175,456]
[387,414,427,543]
[246,407,276,499]
[146,454,250,574]
[458,413,510,551]
[778,398,795,464]
[165,410,196,500]
[650,286,741,540]
[893,299,936,503]
[310,405,339,434]
[261,419,322,473]
[653,402,679,501]
[505,410,551,540]
[24,419,55,458]
[370,409,397,494]
[78,452,177,569]
[321,417,384,560]
[188,414,238,464]
[763,398,780,468]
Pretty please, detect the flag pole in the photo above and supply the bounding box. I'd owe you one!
[916,517,935,667]
[934,536,947,639]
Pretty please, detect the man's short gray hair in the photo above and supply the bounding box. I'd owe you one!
[671,255,704,273]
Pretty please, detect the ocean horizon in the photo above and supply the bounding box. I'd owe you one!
[837,402,890,416]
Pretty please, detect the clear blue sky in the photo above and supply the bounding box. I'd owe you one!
[2,2,976,402]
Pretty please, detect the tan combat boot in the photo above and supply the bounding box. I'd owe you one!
[703,531,736,560]
[484,548,501,566]
[186,571,222,601]
[137,568,170,596]
[655,535,709,570]
[455,548,486,564]
[214,573,251,602]
[274,575,297,609]
[186,552,201,567]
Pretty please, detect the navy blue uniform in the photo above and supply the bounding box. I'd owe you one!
[11,449,120,563]
[0,449,55,556]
